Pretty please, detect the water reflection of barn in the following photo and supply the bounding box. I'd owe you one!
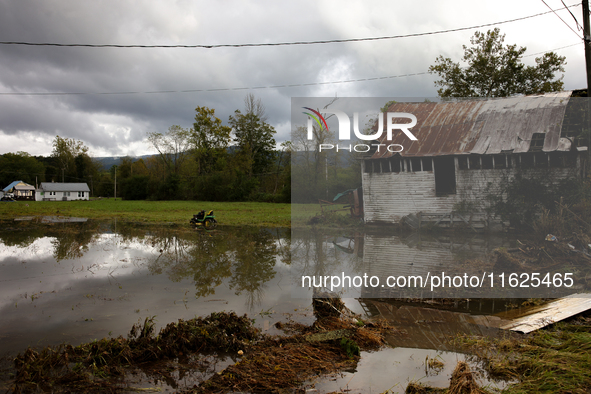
[357,233,516,349]
[362,92,588,229]
[359,233,511,299]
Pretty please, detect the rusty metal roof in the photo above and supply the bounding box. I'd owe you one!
[371,91,575,159]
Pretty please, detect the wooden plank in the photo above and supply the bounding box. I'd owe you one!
[501,294,591,333]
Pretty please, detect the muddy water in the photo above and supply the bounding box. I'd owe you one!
[0,221,527,391]
[0,222,310,356]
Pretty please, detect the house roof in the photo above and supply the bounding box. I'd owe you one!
[40,182,90,192]
[3,181,34,192]
[370,91,586,159]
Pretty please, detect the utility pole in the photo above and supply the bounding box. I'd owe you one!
[584,0,591,94]
[584,0,591,168]
[114,167,117,200]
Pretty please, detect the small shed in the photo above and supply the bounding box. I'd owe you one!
[36,182,90,201]
[362,92,588,228]
[3,181,35,201]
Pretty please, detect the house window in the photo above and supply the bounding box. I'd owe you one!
[390,157,401,173]
[78,191,85,198]
[458,156,468,170]
[49,191,56,196]
[422,158,433,171]
[529,133,546,152]
[534,152,548,168]
[469,156,481,170]
[493,154,507,169]
[65,192,70,197]
[434,157,456,196]
[410,158,422,172]
[519,154,534,169]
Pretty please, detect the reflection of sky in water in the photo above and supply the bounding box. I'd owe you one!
[310,347,509,393]
[0,229,311,355]
[0,225,519,392]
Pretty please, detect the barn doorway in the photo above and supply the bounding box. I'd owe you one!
[434,157,456,196]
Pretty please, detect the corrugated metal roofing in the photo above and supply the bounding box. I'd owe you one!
[371,91,576,159]
[40,182,90,192]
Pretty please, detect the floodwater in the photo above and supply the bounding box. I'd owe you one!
[0,220,539,392]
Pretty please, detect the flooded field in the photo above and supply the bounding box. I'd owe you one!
[0,220,585,392]
[0,221,302,356]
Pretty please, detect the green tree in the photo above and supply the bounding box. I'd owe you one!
[118,156,134,179]
[147,125,191,176]
[120,175,150,200]
[51,136,90,182]
[0,152,45,187]
[429,28,566,97]
[229,94,276,178]
[191,106,231,175]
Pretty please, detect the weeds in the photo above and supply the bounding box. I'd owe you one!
[340,338,360,358]
[307,210,362,227]
[11,312,259,393]
[453,323,591,393]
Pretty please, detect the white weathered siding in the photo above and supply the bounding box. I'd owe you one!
[362,159,578,225]
[363,170,449,223]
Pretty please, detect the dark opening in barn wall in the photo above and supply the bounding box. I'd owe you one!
[434,157,456,196]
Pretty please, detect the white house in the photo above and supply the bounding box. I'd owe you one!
[36,182,90,201]
[3,180,36,201]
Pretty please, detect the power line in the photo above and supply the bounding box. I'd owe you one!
[0,4,580,49]
[540,0,583,39]
[0,72,431,96]
[523,42,581,56]
[0,42,579,97]
[560,0,583,30]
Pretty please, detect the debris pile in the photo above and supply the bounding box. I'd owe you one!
[11,312,259,393]
[447,361,486,394]
[404,361,486,394]
[191,296,389,393]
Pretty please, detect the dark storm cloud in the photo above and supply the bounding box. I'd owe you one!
[0,0,586,156]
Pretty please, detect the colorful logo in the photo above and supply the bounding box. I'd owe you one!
[302,107,329,133]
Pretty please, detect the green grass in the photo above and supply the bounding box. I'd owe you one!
[454,321,591,393]
[0,199,292,227]
[0,199,363,228]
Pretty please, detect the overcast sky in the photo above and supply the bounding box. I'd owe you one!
[0,0,588,157]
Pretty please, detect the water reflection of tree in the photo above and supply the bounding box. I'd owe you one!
[0,226,46,248]
[0,222,101,261]
[52,228,100,261]
[290,228,364,292]
[228,228,278,309]
[144,227,287,308]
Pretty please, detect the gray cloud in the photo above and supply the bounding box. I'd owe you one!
[0,0,586,156]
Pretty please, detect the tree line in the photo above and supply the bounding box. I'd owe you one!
[0,94,291,203]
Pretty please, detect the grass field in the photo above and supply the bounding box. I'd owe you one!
[0,199,294,227]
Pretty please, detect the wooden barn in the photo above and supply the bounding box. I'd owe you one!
[361,92,589,229]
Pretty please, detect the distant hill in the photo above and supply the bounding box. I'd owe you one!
[93,154,154,170]
[93,145,302,170]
